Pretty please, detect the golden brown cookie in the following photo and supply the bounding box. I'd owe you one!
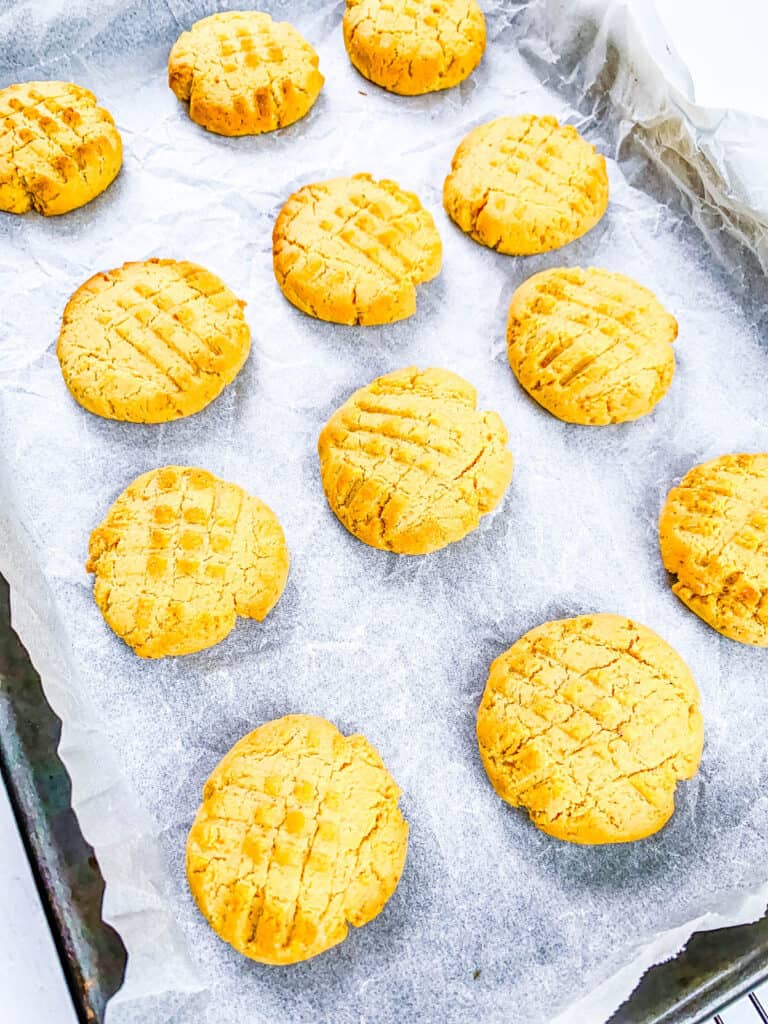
[659,453,768,646]
[477,614,703,844]
[507,267,677,425]
[343,0,486,96]
[57,259,251,424]
[318,366,513,554]
[87,466,288,658]
[443,114,609,255]
[187,714,408,964]
[273,174,442,325]
[0,80,122,216]
[168,11,324,136]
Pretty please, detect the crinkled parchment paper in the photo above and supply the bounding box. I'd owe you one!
[1,1,768,1022]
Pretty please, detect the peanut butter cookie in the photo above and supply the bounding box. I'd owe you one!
[187,714,408,964]
[659,453,768,646]
[57,259,251,423]
[0,80,122,215]
[273,173,442,325]
[318,366,513,554]
[168,11,323,136]
[507,267,677,424]
[477,614,703,844]
[343,0,486,95]
[443,114,609,255]
[87,466,288,658]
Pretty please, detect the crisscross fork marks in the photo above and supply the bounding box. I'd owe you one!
[273,174,442,326]
[108,288,203,396]
[524,277,638,341]
[186,715,407,964]
[342,0,486,96]
[318,366,513,554]
[110,277,229,378]
[4,94,82,182]
[493,118,563,203]
[665,458,768,573]
[86,466,288,658]
[168,11,323,136]
[507,267,676,425]
[659,453,768,645]
[57,259,250,423]
[0,80,121,215]
[444,114,609,255]
[477,614,703,844]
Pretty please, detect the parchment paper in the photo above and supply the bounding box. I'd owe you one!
[1,2,768,1022]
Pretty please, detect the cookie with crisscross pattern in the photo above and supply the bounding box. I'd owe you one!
[507,267,677,424]
[477,614,703,844]
[659,453,768,646]
[187,714,408,964]
[318,366,513,554]
[343,0,486,95]
[443,114,609,255]
[87,466,289,658]
[168,11,323,136]
[0,80,122,215]
[57,259,250,423]
[273,174,442,325]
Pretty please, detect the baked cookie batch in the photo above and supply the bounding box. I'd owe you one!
[3,0,764,968]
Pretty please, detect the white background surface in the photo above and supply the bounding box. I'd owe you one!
[0,783,78,1024]
[0,1,766,1022]
[654,0,768,115]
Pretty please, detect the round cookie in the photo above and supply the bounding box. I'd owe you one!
[659,453,768,646]
[273,174,442,325]
[57,259,251,423]
[0,80,122,216]
[343,0,486,96]
[477,614,703,844]
[318,366,513,554]
[87,466,288,658]
[187,714,408,964]
[168,11,323,136]
[443,114,609,255]
[507,267,677,425]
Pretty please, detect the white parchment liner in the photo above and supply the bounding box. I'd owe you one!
[1,1,768,1021]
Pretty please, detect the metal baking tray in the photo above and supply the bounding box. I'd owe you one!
[0,571,766,1023]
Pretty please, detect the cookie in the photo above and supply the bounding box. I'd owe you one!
[318,366,513,554]
[168,11,323,136]
[0,80,122,216]
[443,114,609,255]
[343,0,486,96]
[659,453,768,646]
[477,614,703,844]
[273,174,442,325]
[507,267,677,425]
[87,466,288,658]
[57,259,251,423]
[187,714,408,964]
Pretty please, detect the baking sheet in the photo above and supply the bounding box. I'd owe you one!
[1,1,768,1022]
